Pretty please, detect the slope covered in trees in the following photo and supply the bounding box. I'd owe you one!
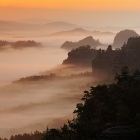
[63,45,98,67]
[92,36,140,75]
[41,67,140,140]
[0,131,42,140]
[12,72,92,84]
[1,69,140,139]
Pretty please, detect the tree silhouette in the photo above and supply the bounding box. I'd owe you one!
[42,67,140,139]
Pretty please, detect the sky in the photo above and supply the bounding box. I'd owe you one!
[0,0,140,29]
[0,0,140,10]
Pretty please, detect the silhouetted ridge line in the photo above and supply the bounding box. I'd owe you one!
[92,36,140,75]
[48,28,115,37]
[0,40,42,50]
[41,67,140,139]
[62,45,98,67]
[61,36,102,51]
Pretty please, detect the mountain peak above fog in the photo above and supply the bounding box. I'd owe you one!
[44,21,78,27]
[81,36,93,40]
[61,36,102,50]
[113,29,139,48]
[71,28,86,32]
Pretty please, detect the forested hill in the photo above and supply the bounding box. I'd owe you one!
[12,72,92,84]
[0,40,42,50]
[0,131,42,140]
[2,67,140,140]
[41,67,140,139]
[62,36,140,71]
[92,36,140,75]
[61,36,102,51]
[62,45,98,67]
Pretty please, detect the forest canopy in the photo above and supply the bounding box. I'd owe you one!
[41,66,140,140]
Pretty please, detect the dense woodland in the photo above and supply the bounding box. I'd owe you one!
[41,66,140,140]
[63,45,97,67]
[12,71,92,84]
[0,131,42,140]
[93,36,140,75]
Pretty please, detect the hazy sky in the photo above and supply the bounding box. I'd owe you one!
[1,0,140,10]
[0,1,140,29]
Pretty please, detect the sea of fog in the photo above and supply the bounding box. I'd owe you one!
[0,35,114,87]
[0,47,67,86]
[0,34,113,138]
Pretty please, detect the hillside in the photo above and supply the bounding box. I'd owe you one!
[92,36,140,75]
[41,68,140,140]
[62,45,98,67]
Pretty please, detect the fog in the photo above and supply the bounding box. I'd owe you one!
[0,45,67,86]
[0,38,93,138]
[0,69,97,138]
[0,33,115,87]
[0,23,116,138]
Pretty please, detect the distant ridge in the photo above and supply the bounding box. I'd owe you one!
[47,28,115,37]
[43,21,79,31]
[0,40,42,50]
[61,36,102,50]
[44,21,78,27]
[0,20,79,34]
[71,28,87,32]
[0,20,40,32]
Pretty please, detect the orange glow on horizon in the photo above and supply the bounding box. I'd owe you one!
[0,0,140,10]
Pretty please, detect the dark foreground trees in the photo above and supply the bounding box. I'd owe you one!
[42,66,140,140]
[9,131,42,140]
[0,131,42,140]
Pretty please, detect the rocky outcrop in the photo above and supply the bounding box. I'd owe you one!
[61,36,102,51]
[113,29,139,49]
[92,36,140,75]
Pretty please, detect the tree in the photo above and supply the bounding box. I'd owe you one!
[42,67,140,140]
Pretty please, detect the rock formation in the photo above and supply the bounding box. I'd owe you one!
[63,45,98,67]
[61,36,102,51]
[92,36,140,75]
[113,29,139,49]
